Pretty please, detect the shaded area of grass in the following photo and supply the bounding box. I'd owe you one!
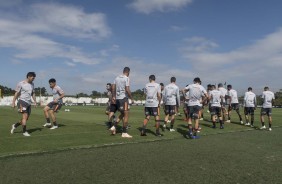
[0,128,281,184]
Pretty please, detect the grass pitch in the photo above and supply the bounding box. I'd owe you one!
[0,105,281,184]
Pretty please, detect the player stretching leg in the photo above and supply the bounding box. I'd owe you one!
[43,78,65,129]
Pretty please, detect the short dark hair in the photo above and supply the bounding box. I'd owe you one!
[107,83,111,86]
[123,67,130,73]
[248,87,252,91]
[26,72,36,78]
[212,85,216,89]
[193,77,201,83]
[149,75,155,81]
[160,83,164,86]
[218,83,223,87]
[227,84,232,89]
[264,86,269,91]
[49,78,56,83]
[171,77,176,83]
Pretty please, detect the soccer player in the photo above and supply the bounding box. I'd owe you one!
[105,83,115,128]
[163,77,180,132]
[105,83,112,116]
[159,82,165,117]
[218,83,228,121]
[244,87,256,127]
[10,72,37,136]
[140,75,162,136]
[182,85,189,121]
[183,77,208,139]
[109,67,134,138]
[209,85,224,129]
[226,85,243,124]
[260,87,275,131]
[43,78,65,129]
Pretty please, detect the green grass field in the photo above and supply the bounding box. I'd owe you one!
[0,105,281,184]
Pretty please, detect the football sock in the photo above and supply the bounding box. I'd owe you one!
[269,123,272,128]
[262,122,265,126]
[53,121,58,126]
[23,125,27,132]
[219,120,223,126]
[14,122,21,128]
[46,118,50,123]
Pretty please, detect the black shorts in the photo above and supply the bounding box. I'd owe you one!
[116,97,129,113]
[261,108,272,116]
[244,107,255,115]
[210,106,222,117]
[145,107,159,117]
[110,103,118,113]
[17,100,31,116]
[188,105,201,119]
[230,103,240,110]
[47,102,62,112]
[164,105,176,116]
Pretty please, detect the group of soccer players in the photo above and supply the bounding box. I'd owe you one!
[10,67,275,139]
[106,67,275,139]
[10,72,64,136]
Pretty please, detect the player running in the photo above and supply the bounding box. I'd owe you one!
[260,87,275,131]
[10,72,37,136]
[226,85,243,124]
[163,77,180,132]
[183,77,208,139]
[109,67,134,138]
[43,78,65,129]
[140,75,162,136]
[218,83,228,121]
[209,85,224,129]
[243,87,256,127]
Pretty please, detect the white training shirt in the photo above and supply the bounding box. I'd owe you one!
[210,89,222,107]
[144,82,161,107]
[114,74,130,100]
[218,87,227,103]
[262,91,275,108]
[244,91,256,107]
[163,83,180,106]
[52,85,64,104]
[227,89,239,104]
[185,84,207,106]
[15,80,35,105]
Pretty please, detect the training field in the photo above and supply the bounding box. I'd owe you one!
[0,105,281,184]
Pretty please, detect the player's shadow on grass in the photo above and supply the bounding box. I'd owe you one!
[230,121,244,126]
[58,124,66,127]
[29,127,43,133]
[200,122,214,128]
[176,128,188,138]
[137,127,157,136]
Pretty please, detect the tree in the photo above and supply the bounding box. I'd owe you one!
[34,87,47,96]
[132,89,145,101]
[91,90,102,98]
[274,89,282,106]
[76,93,89,97]
[0,85,15,96]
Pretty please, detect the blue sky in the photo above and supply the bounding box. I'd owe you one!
[1,0,282,95]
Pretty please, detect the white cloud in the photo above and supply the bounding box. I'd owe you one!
[128,0,193,14]
[0,2,111,65]
[179,28,282,93]
[71,56,194,94]
[170,25,186,32]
